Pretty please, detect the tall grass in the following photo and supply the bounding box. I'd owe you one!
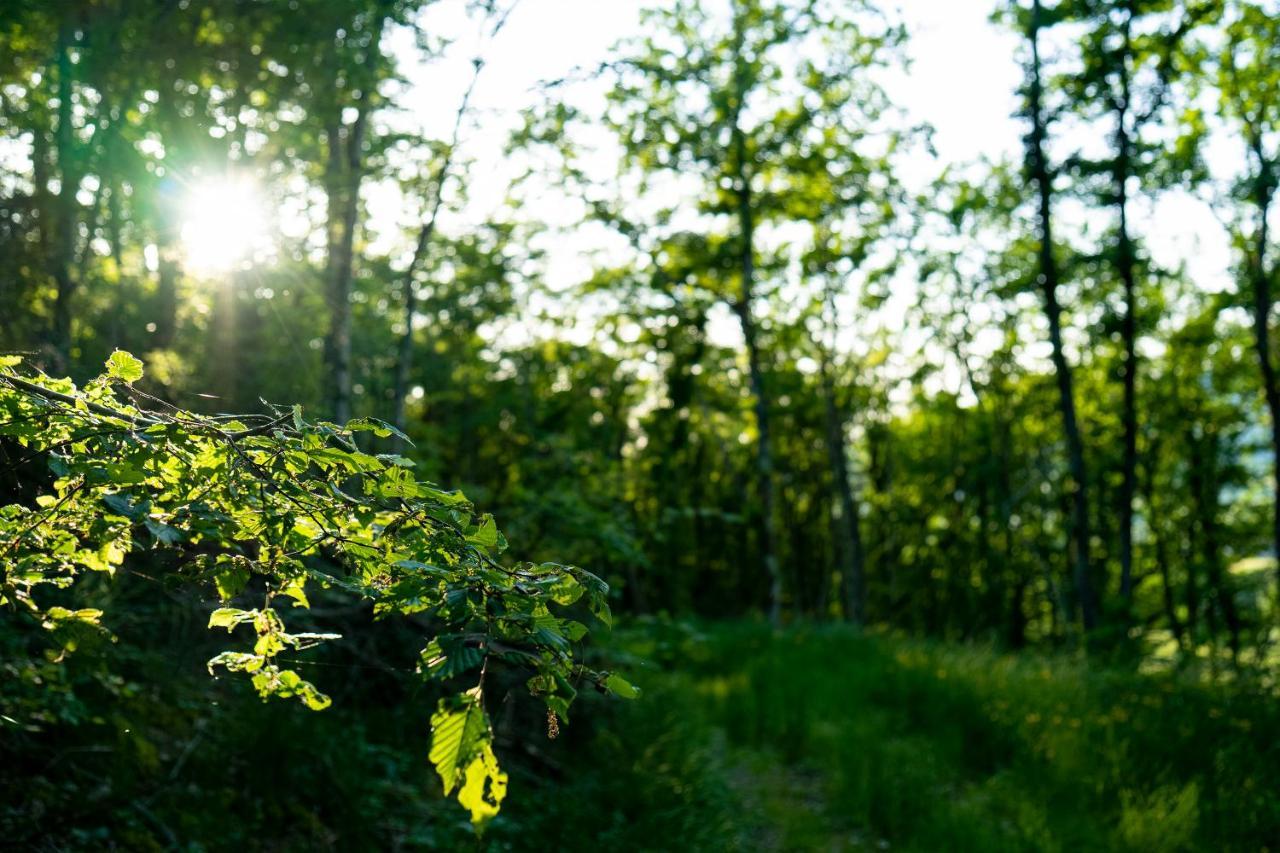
[8,619,1277,850]
[629,622,1280,851]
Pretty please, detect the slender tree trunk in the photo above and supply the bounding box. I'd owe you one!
[1113,19,1139,605]
[952,325,1004,633]
[732,216,783,624]
[323,17,382,425]
[729,6,782,624]
[1188,428,1241,663]
[819,345,865,625]
[392,83,472,439]
[1183,518,1199,640]
[1026,0,1099,633]
[1143,447,1183,648]
[1154,528,1183,648]
[323,107,366,425]
[1008,576,1029,649]
[32,103,50,261]
[1244,132,1280,592]
[392,6,516,440]
[154,230,180,350]
[143,86,182,350]
[76,171,104,279]
[49,19,78,366]
[322,117,347,416]
[997,409,1024,646]
[105,180,128,349]
[734,284,783,625]
[691,425,709,605]
[390,235,424,436]
[661,310,707,613]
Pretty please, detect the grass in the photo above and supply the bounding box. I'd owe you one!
[6,618,1278,850]
[527,620,1280,852]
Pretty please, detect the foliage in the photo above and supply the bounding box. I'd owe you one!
[0,352,629,827]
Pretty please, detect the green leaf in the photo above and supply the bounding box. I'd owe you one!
[299,681,333,711]
[346,416,410,443]
[393,559,453,577]
[378,454,416,468]
[105,350,144,383]
[279,575,309,608]
[420,636,485,680]
[101,493,146,520]
[206,651,264,675]
[546,694,572,724]
[144,518,182,545]
[544,571,583,606]
[605,673,641,699]
[254,632,287,656]
[214,558,251,602]
[429,691,489,795]
[466,515,502,551]
[44,606,104,626]
[208,608,251,631]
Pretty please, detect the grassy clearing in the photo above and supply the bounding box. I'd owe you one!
[520,621,1280,852]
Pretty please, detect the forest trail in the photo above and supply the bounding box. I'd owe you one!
[721,740,872,852]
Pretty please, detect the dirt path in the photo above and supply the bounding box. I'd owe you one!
[719,738,879,852]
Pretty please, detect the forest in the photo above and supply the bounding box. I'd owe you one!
[2,0,1279,849]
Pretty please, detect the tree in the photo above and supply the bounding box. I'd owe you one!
[1010,0,1100,632]
[1063,0,1203,610]
[1206,0,1280,588]
[525,0,908,622]
[314,1,404,424]
[391,1,519,440]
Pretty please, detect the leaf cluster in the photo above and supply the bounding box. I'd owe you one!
[0,351,635,827]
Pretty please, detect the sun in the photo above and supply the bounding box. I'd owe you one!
[179,177,270,274]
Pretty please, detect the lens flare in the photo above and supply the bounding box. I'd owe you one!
[179,177,270,274]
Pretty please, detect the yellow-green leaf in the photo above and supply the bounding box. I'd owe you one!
[105,350,144,383]
[457,743,508,827]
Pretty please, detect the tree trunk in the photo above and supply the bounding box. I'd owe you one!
[729,6,782,625]
[1141,429,1184,647]
[323,15,382,425]
[734,287,783,625]
[1113,15,1139,606]
[323,108,365,425]
[660,310,707,613]
[1008,576,1029,649]
[820,346,865,625]
[154,229,180,350]
[1026,0,1099,633]
[1244,131,1280,593]
[49,18,78,367]
[1188,427,1242,664]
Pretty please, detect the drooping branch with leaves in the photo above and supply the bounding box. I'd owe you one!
[0,351,635,827]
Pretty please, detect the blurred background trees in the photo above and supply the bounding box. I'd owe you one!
[3,0,1280,683]
[8,0,1280,847]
